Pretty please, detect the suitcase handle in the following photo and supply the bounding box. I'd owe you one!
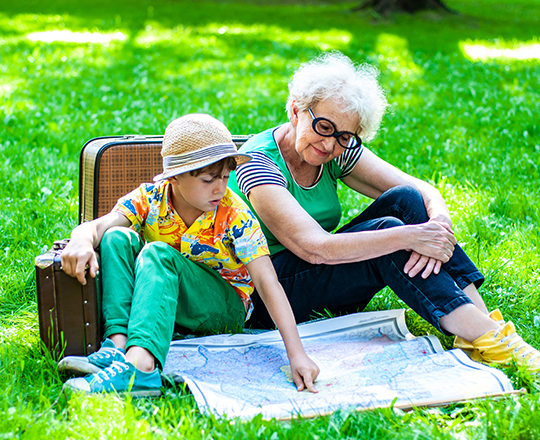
[53,239,70,251]
[121,135,163,140]
[35,239,70,269]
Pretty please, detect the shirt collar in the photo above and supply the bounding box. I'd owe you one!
[159,181,172,219]
[198,207,217,229]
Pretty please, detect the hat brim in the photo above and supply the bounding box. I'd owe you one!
[153,152,252,182]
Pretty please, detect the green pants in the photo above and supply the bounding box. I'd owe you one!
[100,227,245,367]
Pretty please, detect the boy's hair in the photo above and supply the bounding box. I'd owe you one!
[189,157,237,177]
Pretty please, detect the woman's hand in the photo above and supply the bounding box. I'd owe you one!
[289,352,320,393]
[429,213,453,230]
[404,220,456,279]
[404,251,442,279]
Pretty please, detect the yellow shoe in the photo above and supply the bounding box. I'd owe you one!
[487,308,505,325]
[453,335,475,353]
[453,309,505,352]
[470,321,540,371]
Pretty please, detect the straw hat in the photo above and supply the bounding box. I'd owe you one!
[153,114,251,181]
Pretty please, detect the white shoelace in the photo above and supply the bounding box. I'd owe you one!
[94,350,113,360]
[498,331,540,362]
[94,361,130,384]
[93,349,125,360]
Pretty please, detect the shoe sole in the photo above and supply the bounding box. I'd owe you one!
[63,383,161,398]
[124,389,162,398]
[469,352,540,371]
[58,358,102,376]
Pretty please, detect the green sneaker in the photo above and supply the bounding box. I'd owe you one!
[58,338,126,376]
[64,361,162,397]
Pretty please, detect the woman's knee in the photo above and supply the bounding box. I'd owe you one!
[379,185,428,224]
[376,216,405,230]
[381,185,422,206]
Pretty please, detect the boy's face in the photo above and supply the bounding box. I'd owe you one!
[168,169,231,216]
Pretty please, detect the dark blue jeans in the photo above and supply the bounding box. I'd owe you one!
[248,185,484,333]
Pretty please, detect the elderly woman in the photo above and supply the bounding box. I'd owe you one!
[229,52,540,370]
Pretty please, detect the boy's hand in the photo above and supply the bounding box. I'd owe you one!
[60,212,130,285]
[290,354,320,393]
[246,256,320,393]
[61,241,99,285]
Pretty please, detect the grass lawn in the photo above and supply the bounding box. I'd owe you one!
[1,0,540,437]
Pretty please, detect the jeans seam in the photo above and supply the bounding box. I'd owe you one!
[387,256,437,314]
[369,202,418,226]
[454,271,485,290]
[277,263,325,282]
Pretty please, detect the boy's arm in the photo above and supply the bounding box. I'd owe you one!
[61,211,131,285]
[246,255,319,393]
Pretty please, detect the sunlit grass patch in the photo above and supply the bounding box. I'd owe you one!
[26,29,127,44]
[373,33,424,81]
[0,78,24,98]
[461,38,540,62]
[135,21,352,52]
[0,13,66,35]
[0,13,89,37]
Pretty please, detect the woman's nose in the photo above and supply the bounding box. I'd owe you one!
[321,136,337,152]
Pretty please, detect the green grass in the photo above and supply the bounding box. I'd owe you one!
[1,0,540,437]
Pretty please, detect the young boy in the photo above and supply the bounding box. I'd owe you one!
[59,114,319,396]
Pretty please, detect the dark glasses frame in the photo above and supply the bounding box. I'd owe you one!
[308,108,362,150]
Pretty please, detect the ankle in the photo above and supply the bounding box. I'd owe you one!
[126,346,156,372]
[109,333,128,350]
[441,304,501,342]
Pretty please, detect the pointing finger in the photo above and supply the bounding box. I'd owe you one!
[303,374,318,393]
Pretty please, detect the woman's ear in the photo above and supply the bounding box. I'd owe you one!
[166,176,178,184]
[290,100,300,126]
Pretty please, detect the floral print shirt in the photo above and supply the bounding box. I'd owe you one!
[113,181,269,319]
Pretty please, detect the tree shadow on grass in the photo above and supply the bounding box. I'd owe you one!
[3,0,540,57]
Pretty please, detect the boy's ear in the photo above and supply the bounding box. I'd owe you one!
[166,176,178,184]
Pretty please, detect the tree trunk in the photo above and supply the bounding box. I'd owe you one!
[352,0,455,14]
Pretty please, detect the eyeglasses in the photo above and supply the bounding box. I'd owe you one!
[308,108,362,150]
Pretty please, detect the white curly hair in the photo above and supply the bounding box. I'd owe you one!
[286,52,388,143]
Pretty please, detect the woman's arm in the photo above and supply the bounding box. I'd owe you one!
[246,255,319,392]
[248,184,456,267]
[342,148,452,227]
[341,147,455,278]
[61,211,131,285]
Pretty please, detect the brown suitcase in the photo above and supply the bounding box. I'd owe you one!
[37,134,252,358]
[35,239,101,357]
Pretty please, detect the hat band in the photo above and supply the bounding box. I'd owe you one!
[162,143,237,169]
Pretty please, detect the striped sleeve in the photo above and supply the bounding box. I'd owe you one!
[236,151,287,195]
[336,145,364,177]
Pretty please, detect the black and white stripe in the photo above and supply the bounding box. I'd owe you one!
[237,152,287,195]
[336,145,364,177]
[237,146,364,196]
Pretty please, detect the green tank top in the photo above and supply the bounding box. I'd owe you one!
[229,127,361,255]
